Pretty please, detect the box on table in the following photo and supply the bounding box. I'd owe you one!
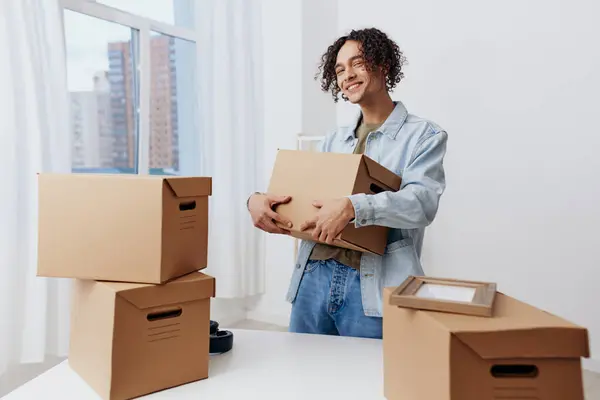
[267,149,401,255]
[37,173,211,284]
[69,271,215,400]
[383,287,590,400]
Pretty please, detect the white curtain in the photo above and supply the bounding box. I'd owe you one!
[190,0,266,298]
[0,0,72,379]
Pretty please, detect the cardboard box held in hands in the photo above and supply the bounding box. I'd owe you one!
[383,287,590,400]
[267,150,401,255]
[37,173,211,284]
[69,271,215,400]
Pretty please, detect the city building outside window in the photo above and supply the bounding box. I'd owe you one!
[61,0,196,176]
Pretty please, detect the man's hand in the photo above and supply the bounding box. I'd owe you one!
[248,193,293,234]
[300,198,355,244]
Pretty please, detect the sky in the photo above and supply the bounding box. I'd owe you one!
[64,0,177,92]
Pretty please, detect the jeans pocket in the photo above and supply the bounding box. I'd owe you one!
[304,260,322,274]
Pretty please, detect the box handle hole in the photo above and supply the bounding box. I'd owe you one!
[179,201,196,211]
[369,183,385,194]
[490,364,538,378]
[147,307,182,322]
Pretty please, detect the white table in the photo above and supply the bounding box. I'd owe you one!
[3,329,385,399]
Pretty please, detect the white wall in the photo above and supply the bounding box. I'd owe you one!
[246,0,302,325]
[338,0,600,370]
[301,0,338,137]
[246,0,338,325]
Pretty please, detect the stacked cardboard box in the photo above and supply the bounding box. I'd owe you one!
[383,286,590,400]
[37,173,215,400]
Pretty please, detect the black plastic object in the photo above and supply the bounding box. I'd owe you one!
[210,320,219,335]
[209,320,233,354]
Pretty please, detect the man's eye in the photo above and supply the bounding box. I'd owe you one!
[336,70,344,75]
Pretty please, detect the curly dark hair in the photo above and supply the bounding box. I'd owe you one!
[315,27,407,102]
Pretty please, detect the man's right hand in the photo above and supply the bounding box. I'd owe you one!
[247,193,293,234]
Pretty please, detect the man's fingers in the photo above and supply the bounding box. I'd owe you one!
[255,221,268,232]
[252,209,292,235]
[311,226,322,241]
[312,221,326,242]
[324,231,335,245]
[318,229,328,243]
[269,195,292,206]
[260,219,290,235]
[256,220,273,232]
[266,209,293,228]
[300,218,317,232]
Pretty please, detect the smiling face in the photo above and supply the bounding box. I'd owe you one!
[334,40,386,105]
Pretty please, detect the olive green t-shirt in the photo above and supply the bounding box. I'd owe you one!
[308,118,383,269]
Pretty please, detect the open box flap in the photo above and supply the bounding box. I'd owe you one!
[361,155,402,192]
[102,272,215,309]
[164,177,212,198]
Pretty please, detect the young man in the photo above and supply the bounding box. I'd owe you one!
[247,28,448,339]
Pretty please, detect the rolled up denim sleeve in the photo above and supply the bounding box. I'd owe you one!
[315,132,331,153]
[347,130,448,229]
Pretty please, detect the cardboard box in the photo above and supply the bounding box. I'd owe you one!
[37,173,211,283]
[383,287,590,400]
[267,150,401,255]
[69,271,215,400]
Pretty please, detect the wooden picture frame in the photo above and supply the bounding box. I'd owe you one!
[389,275,497,317]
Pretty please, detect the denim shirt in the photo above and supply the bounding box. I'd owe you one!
[285,101,448,317]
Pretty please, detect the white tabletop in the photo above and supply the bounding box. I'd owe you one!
[3,329,385,399]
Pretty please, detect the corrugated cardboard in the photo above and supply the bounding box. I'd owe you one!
[37,173,211,283]
[383,287,590,400]
[69,271,215,400]
[267,150,401,255]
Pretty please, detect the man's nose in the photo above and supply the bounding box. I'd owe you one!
[345,67,356,81]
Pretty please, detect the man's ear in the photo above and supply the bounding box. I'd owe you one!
[375,67,388,86]
[372,65,388,81]
[380,64,390,77]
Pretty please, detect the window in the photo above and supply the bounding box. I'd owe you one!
[95,0,195,28]
[148,32,196,175]
[61,0,196,175]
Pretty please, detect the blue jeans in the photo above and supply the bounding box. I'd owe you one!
[289,259,382,339]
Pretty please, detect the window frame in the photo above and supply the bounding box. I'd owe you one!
[59,0,197,175]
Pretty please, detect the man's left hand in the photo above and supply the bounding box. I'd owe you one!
[300,198,355,244]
